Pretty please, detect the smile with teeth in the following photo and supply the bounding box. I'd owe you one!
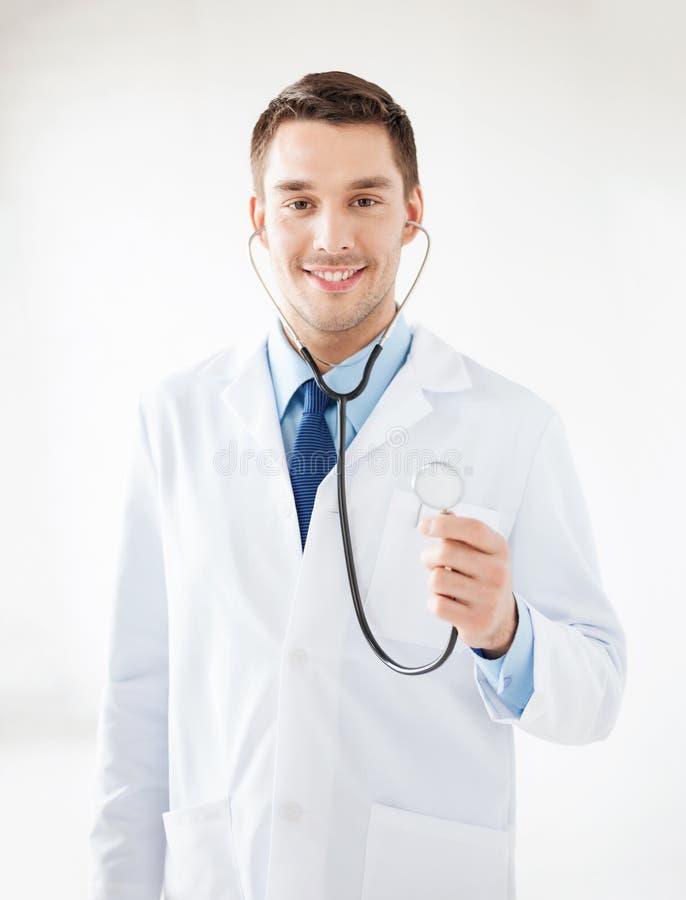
[307,268,362,282]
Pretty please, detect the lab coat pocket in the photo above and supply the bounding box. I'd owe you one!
[162,795,245,900]
[360,801,513,900]
[364,488,501,651]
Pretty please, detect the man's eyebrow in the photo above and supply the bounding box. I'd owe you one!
[272,175,394,193]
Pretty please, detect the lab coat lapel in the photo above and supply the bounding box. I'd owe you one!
[219,334,289,472]
[219,319,471,467]
[337,319,473,469]
[218,334,305,563]
[217,318,474,542]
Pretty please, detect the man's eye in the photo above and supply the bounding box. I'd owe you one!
[286,198,378,211]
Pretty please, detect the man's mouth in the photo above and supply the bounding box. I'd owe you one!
[302,266,367,292]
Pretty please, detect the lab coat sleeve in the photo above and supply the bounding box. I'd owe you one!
[471,591,535,717]
[88,393,169,900]
[473,411,628,744]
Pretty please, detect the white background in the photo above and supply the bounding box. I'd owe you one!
[1,0,684,897]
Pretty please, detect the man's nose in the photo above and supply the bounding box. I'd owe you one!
[312,209,355,253]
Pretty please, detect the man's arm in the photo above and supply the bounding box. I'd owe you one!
[473,411,627,744]
[88,394,169,900]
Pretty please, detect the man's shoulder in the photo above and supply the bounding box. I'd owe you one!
[412,320,557,424]
[462,349,555,417]
[138,332,266,414]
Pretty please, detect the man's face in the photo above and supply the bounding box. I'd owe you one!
[250,120,422,334]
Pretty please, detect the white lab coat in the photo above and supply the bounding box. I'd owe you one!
[88,319,627,900]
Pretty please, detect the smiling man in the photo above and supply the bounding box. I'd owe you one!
[249,116,422,367]
[89,71,627,900]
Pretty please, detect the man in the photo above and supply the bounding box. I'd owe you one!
[89,71,627,900]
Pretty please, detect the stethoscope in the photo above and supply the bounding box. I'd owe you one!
[248,221,465,675]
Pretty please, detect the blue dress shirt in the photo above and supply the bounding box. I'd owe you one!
[266,312,534,716]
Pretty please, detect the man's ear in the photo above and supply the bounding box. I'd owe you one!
[402,185,424,246]
[249,195,269,249]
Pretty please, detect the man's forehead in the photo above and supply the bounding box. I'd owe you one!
[264,120,400,192]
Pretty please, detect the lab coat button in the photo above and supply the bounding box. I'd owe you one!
[282,800,303,821]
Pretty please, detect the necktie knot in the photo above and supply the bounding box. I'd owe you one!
[302,378,331,416]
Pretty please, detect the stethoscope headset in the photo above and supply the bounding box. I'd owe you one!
[248,220,463,675]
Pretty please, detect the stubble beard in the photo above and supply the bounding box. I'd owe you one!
[277,254,399,336]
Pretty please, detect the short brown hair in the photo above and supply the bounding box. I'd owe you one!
[250,70,420,206]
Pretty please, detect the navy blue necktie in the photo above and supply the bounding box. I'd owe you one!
[288,378,338,549]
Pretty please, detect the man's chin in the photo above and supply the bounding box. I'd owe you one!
[283,297,375,335]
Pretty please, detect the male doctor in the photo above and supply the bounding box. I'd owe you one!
[88,71,627,900]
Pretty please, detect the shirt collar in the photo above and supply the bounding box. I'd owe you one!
[266,310,413,435]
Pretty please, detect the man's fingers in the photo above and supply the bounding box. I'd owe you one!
[419,539,484,578]
[428,567,482,606]
[418,513,502,554]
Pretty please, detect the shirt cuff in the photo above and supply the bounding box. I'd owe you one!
[470,592,535,714]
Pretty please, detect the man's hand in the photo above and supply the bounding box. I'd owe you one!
[418,514,518,658]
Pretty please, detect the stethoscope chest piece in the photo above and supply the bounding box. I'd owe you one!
[412,461,464,513]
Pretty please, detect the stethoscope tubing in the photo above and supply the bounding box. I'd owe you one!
[248,221,459,674]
